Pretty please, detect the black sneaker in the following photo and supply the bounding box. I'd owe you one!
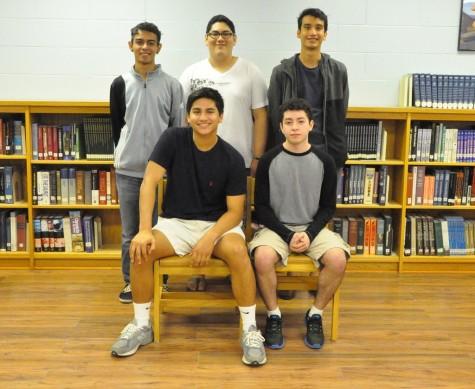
[119,283,132,304]
[304,310,324,349]
[264,315,284,349]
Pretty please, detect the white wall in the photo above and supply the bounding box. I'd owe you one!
[0,0,473,106]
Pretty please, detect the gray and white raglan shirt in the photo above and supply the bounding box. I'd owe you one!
[254,145,337,243]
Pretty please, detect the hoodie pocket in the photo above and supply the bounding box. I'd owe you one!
[114,124,129,170]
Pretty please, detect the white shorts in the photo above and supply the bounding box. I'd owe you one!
[153,217,245,256]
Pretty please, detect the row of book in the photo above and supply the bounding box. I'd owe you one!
[336,165,390,205]
[32,167,118,206]
[399,73,475,109]
[33,212,102,253]
[345,120,387,160]
[0,119,25,155]
[31,117,114,161]
[407,167,475,206]
[0,211,28,252]
[408,124,475,162]
[327,215,394,256]
[404,215,475,256]
[0,165,24,204]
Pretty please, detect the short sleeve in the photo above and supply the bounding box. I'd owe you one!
[226,150,247,196]
[148,128,177,170]
[248,62,268,110]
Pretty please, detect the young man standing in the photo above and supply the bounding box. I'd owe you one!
[111,87,267,367]
[110,22,184,303]
[180,14,268,176]
[249,98,350,350]
[267,8,349,169]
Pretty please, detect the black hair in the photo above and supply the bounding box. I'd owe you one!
[186,87,224,115]
[130,22,162,43]
[297,8,328,32]
[206,14,236,34]
[279,98,313,123]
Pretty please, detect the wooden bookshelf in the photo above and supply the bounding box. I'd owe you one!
[1,102,474,271]
[0,101,120,269]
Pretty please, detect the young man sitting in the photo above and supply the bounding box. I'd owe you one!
[249,98,350,350]
[111,87,266,366]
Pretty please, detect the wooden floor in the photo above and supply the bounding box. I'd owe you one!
[1,270,475,389]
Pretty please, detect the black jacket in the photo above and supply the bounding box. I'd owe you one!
[267,53,349,168]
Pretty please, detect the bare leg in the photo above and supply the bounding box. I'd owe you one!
[253,246,281,311]
[213,234,255,306]
[130,230,175,304]
[314,248,347,310]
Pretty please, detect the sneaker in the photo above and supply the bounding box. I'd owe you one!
[111,319,153,357]
[241,325,267,366]
[264,315,284,349]
[304,310,324,349]
[119,283,132,304]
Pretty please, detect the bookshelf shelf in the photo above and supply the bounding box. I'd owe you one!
[408,162,475,167]
[0,251,29,258]
[33,245,121,260]
[0,202,29,209]
[406,205,475,210]
[2,103,474,271]
[32,204,120,210]
[31,160,114,165]
[403,256,475,263]
[337,202,402,209]
[0,155,27,160]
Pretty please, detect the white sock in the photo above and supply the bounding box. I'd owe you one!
[308,305,323,318]
[239,304,257,331]
[267,307,281,318]
[133,302,151,327]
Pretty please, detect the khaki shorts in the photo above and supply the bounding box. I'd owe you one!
[249,226,350,268]
[153,217,245,256]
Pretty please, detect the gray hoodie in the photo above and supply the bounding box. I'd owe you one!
[110,65,184,178]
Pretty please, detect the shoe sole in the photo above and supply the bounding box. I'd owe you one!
[304,336,323,349]
[111,344,141,357]
[242,355,267,366]
[118,298,133,304]
[265,339,285,349]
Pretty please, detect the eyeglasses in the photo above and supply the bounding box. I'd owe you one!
[207,31,234,40]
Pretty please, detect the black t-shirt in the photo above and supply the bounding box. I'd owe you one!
[149,127,246,221]
[296,56,324,145]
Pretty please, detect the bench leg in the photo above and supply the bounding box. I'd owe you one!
[330,287,340,341]
[153,266,163,343]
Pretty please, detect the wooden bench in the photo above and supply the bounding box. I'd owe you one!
[152,178,341,342]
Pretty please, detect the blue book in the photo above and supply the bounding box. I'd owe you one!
[13,121,23,155]
[413,73,421,107]
[82,215,94,253]
[424,73,432,108]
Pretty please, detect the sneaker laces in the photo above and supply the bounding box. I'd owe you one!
[120,322,140,339]
[307,316,322,333]
[122,284,132,293]
[267,317,282,334]
[243,330,265,347]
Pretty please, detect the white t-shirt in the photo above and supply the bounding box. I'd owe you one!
[180,57,268,167]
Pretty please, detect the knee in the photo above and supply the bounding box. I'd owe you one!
[322,248,347,275]
[253,246,278,275]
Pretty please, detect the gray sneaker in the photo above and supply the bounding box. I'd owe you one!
[111,319,153,357]
[241,325,267,366]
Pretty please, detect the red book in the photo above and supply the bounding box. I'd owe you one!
[16,213,27,251]
[369,217,377,255]
[42,126,48,160]
[110,167,118,204]
[98,170,107,205]
[37,125,44,160]
[52,126,58,159]
[47,126,54,160]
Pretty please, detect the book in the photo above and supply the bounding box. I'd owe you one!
[69,211,84,252]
